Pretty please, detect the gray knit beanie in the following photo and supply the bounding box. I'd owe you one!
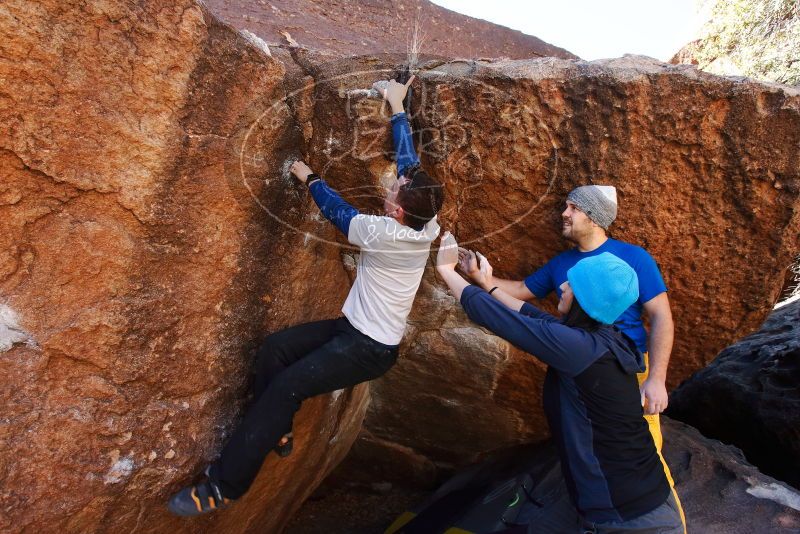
[566,185,618,230]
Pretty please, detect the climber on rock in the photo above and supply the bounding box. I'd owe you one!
[167,75,444,516]
[436,234,686,533]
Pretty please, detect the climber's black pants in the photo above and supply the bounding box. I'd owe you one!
[208,317,398,499]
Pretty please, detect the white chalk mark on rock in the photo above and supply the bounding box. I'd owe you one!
[280,157,298,185]
[341,253,357,271]
[240,29,271,57]
[0,304,34,353]
[104,455,135,484]
[346,88,378,98]
[323,130,337,157]
[745,478,800,511]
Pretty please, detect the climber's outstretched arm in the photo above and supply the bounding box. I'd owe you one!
[380,77,419,178]
[289,160,358,237]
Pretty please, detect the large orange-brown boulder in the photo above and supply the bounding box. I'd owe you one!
[303,55,800,482]
[0,1,363,532]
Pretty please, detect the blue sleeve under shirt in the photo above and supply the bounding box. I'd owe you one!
[524,260,556,299]
[308,179,359,237]
[460,285,597,377]
[630,247,668,304]
[391,112,420,178]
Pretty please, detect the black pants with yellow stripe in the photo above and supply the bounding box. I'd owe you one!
[208,317,398,499]
[638,352,686,533]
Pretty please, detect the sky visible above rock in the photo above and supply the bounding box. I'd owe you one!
[431,0,711,61]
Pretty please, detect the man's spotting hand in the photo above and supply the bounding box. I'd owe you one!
[641,378,669,415]
[458,247,479,280]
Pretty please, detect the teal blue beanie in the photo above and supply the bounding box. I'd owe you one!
[566,252,639,325]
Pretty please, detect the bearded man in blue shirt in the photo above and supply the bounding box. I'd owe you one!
[459,185,685,527]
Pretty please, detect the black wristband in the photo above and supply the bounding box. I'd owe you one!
[306,173,321,187]
[488,286,499,295]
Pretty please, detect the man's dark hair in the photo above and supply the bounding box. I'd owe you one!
[562,298,601,332]
[396,167,444,231]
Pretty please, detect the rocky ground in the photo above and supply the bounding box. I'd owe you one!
[288,417,800,533]
[285,484,428,534]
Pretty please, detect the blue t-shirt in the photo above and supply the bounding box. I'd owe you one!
[524,238,667,353]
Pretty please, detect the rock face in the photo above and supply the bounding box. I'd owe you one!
[661,418,800,533]
[668,298,800,489]
[671,0,800,85]
[313,55,800,483]
[3,0,800,531]
[205,0,577,61]
[0,1,364,532]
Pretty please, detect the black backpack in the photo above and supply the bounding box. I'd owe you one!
[385,442,578,534]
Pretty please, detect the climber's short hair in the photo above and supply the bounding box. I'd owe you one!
[397,166,444,231]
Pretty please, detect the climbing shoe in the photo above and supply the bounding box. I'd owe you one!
[167,479,232,517]
[274,434,293,458]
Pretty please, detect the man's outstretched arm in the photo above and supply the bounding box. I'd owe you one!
[289,160,358,237]
[641,292,674,414]
[457,248,536,301]
[490,278,536,301]
[381,77,419,178]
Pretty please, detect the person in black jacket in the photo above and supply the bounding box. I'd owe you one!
[435,233,685,533]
